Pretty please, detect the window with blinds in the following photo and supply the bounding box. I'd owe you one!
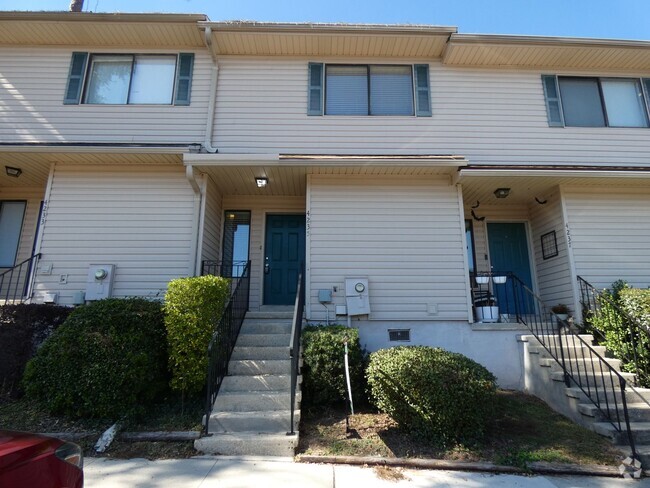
[324,64,415,116]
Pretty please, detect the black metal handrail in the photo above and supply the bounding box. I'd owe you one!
[578,276,650,388]
[202,260,248,279]
[0,253,40,305]
[490,272,637,460]
[203,260,250,435]
[287,267,305,436]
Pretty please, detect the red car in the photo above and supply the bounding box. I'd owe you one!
[0,430,83,488]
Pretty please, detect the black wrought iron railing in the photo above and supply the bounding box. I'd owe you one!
[202,260,249,279]
[512,274,637,459]
[578,276,650,388]
[472,271,637,460]
[287,267,305,436]
[203,260,250,435]
[0,254,40,305]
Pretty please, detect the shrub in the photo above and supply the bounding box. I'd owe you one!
[301,325,366,407]
[0,304,72,398]
[366,346,497,446]
[590,282,650,386]
[22,298,167,418]
[164,275,231,394]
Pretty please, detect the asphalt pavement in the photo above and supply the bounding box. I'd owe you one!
[84,456,650,487]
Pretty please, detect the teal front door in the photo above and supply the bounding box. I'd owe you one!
[487,222,533,314]
[263,214,306,305]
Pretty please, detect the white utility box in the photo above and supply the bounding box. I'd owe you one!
[345,278,370,316]
[85,264,115,301]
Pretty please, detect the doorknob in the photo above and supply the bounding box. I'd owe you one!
[264,257,270,274]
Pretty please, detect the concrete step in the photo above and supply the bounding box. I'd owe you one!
[579,403,650,422]
[195,432,298,456]
[207,410,300,433]
[229,359,292,375]
[550,370,635,387]
[593,421,650,445]
[539,357,622,373]
[236,333,291,347]
[245,311,295,320]
[566,386,650,404]
[231,346,290,360]
[522,334,595,346]
[240,321,293,335]
[214,391,299,412]
[220,374,298,392]
[528,344,607,359]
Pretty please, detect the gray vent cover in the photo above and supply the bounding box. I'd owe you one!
[388,329,411,342]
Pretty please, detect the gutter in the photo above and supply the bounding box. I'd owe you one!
[457,167,650,179]
[201,26,219,154]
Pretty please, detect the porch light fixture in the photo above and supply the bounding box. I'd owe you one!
[5,166,22,178]
[493,188,511,199]
[255,177,268,188]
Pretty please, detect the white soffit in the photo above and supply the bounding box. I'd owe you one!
[445,34,650,71]
[202,21,456,58]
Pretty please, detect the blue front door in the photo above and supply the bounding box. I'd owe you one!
[487,222,533,314]
[263,214,306,305]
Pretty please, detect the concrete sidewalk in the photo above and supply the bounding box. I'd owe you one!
[84,456,650,487]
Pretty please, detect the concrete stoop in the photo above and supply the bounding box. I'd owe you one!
[195,314,301,457]
[520,334,650,467]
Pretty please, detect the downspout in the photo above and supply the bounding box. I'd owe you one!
[202,26,219,153]
[186,165,203,276]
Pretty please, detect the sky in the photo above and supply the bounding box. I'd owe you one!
[2,0,650,41]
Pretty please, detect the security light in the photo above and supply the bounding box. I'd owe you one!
[5,166,22,178]
[255,177,268,188]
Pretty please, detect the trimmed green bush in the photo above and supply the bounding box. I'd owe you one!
[366,346,497,446]
[301,325,366,407]
[22,298,167,418]
[590,282,650,387]
[164,275,230,394]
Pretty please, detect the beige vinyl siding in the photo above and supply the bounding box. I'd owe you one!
[529,190,573,307]
[201,175,222,264]
[32,164,195,304]
[308,175,468,321]
[214,58,650,167]
[563,187,650,289]
[221,194,305,311]
[0,47,210,144]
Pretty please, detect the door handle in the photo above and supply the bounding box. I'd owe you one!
[264,258,270,274]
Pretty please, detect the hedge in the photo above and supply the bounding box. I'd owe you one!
[164,275,231,394]
[22,298,167,418]
[301,325,366,407]
[366,346,497,446]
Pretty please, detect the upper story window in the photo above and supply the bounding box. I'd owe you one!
[543,75,650,128]
[307,63,431,117]
[63,52,195,106]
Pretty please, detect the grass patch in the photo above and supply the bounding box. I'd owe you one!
[298,390,623,468]
[0,394,203,460]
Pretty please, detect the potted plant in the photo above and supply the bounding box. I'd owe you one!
[551,303,570,321]
[475,297,499,323]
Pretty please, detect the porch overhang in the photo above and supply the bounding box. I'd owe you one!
[184,153,467,167]
[185,153,468,197]
[457,165,650,206]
